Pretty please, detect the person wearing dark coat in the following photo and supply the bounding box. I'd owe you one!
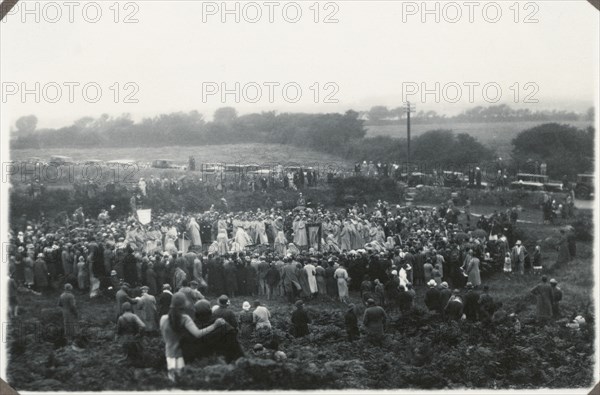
[384,276,400,311]
[33,253,49,292]
[123,246,138,286]
[324,262,338,298]
[206,255,225,295]
[115,282,137,321]
[265,263,281,300]
[360,276,373,299]
[223,260,238,298]
[244,262,258,297]
[424,280,441,313]
[445,290,464,321]
[439,282,452,315]
[363,298,387,346]
[281,261,301,303]
[58,283,78,343]
[212,295,239,331]
[478,285,495,322]
[157,284,173,318]
[344,304,360,342]
[146,263,158,296]
[530,275,554,321]
[297,263,311,299]
[181,299,244,364]
[549,279,563,318]
[463,283,480,321]
[238,301,255,338]
[396,285,412,314]
[291,300,311,337]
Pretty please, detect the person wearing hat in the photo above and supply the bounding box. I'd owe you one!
[212,295,239,331]
[115,282,137,321]
[549,279,562,319]
[58,283,78,345]
[159,292,226,382]
[363,298,387,346]
[181,299,244,364]
[117,301,146,340]
[135,286,158,332]
[510,240,526,275]
[530,276,553,321]
[463,283,480,322]
[238,301,255,339]
[157,284,173,317]
[291,299,311,338]
[445,290,464,321]
[33,252,49,293]
[465,254,481,288]
[123,244,139,286]
[438,282,452,316]
[424,279,441,314]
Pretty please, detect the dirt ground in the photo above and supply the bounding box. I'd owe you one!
[5,212,595,391]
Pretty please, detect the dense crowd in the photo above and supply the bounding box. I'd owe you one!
[7,191,577,383]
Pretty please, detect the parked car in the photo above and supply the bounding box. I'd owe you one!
[575,173,595,199]
[510,173,562,192]
[151,159,186,170]
[48,155,74,165]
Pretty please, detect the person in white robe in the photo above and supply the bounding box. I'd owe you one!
[295,216,308,249]
[254,218,269,245]
[339,222,352,252]
[304,261,318,295]
[274,231,288,256]
[325,234,341,253]
[234,227,252,251]
[216,229,229,255]
[187,218,202,247]
[164,226,178,255]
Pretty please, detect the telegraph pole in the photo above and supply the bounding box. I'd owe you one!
[402,101,416,178]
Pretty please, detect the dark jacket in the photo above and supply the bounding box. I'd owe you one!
[291,308,311,337]
[463,290,480,321]
[424,287,441,312]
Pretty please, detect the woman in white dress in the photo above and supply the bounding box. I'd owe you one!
[334,264,350,304]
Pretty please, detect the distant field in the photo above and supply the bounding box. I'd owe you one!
[10,143,352,169]
[366,120,593,158]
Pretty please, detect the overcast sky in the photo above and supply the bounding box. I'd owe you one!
[1,0,598,129]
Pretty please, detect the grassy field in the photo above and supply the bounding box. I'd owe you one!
[10,144,352,169]
[366,120,594,159]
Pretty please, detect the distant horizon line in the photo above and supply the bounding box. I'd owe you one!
[8,102,596,131]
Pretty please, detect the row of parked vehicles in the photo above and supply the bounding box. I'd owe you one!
[20,156,595,199]
[400,171,595,199]
[22,156,319,177]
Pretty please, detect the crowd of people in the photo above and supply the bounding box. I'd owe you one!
[7,189,578,383]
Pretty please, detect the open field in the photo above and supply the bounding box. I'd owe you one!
[6,207,595,391]
[9,144,353,169]
[366,120,594,158]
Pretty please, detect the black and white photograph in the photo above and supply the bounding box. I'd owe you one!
[0,0,599,393]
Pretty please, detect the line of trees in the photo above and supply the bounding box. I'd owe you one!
[364,104,594,124]
[10,109,367,151]
[510,123,595,179]
[11,108,594,178]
